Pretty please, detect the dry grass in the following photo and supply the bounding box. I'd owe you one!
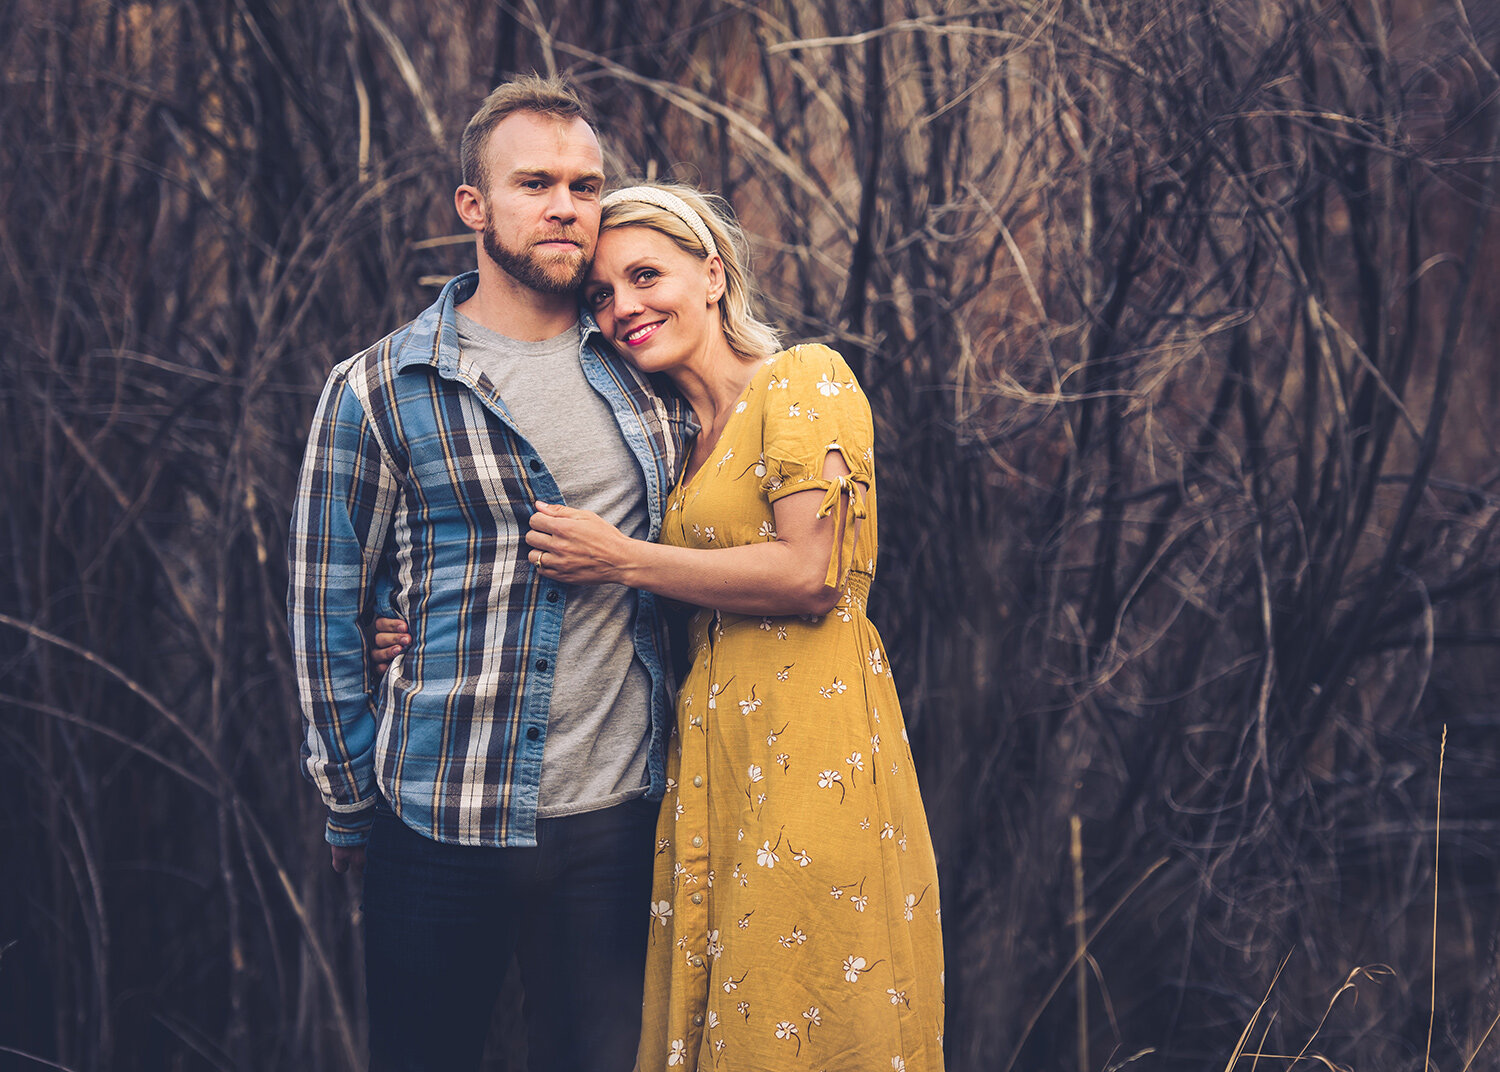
[1,1,1498,1069]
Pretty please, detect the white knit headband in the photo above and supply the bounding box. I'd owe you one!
[601,186,719,260]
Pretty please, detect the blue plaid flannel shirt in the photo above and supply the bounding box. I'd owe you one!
[287,271,695,847]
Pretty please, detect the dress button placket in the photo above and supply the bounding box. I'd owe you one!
[676,622,716,1056]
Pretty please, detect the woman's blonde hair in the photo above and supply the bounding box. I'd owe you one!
[599,182,782,361]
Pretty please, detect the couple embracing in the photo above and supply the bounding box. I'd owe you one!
[287,76,943,1072]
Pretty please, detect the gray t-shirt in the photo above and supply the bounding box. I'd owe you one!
[457,312,653,817]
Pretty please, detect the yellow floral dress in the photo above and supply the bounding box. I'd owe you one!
[637,345,945,1072]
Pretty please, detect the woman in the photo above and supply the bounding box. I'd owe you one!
[379,183,944,1071]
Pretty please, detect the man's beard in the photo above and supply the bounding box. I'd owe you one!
[482,220,589,295]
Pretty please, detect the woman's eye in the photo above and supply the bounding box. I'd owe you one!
[587,290,610,308]
[635,269,658,284]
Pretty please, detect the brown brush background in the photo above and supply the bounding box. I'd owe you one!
[2,2,1499,1069]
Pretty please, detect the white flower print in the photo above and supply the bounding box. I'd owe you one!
[829,885,844,899]
[775,1021,802,1054]
[843,954,877,983]
[657,836,671,854]
[737,827,746,842]
[737,912,753,929]
[817,373,841,396]
[775,752,791,771]
[748,764,764,784]
[757,837,781,869]
[733,863,748,886]
[715,1039,726,1054]
[717,448,734,470]
[817,769,846,804]
[776,664,793,681]
[765,722,786,746]
[759,617,773,630]
[757,519,775,538]
[755,457,768,479]
[868,648,885,674]
[850,892,869,912]
[806,406,820,420]
[776,625,788,640]
[650,900,673,925]
[778,933,795,949]
[707,1010,720,1029]
[667,1038,686,1066]
[722,972,745,993]
[788,402,801,417]
[738,687,762,715]
[756,792,767,807]
[835,602,853,623]
[871,734,881,754]
[881,822,896,840]
[674,800,684,819]
[792,846,812,867]
[892,1057,906,1072]
[819,678,848,699]
[704,525,717,543]
[803,1006,821,1039]
[860,817,871,830]
[888,988,909,1006]
[899,833,909,851]
[736,1000,750,1019]
[770,375,789,389]
[707,930,724,959]
[735,400,748,413]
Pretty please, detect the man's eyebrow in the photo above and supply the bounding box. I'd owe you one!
[509,167,605,185]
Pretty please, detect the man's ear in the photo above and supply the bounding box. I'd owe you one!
[454,184,487,233]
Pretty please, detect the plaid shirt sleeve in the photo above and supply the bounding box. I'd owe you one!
[287,361,400,846]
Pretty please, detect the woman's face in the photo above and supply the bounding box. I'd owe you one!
[583,224,724,376]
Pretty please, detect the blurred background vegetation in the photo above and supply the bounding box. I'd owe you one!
[2,0,1499,1069]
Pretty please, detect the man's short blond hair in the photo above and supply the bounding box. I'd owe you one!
[460,76,594,192]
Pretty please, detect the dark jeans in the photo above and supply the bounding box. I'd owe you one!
[362,796,658,1072]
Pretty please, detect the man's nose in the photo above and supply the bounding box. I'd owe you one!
[544,185,578,222]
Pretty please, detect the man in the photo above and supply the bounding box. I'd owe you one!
[287,77,694,1071]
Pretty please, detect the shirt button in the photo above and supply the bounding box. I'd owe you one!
[690,956,704,968]
[692,836,703,848]
[691,892,703,905]
[546,590,559,603]
[692,776,703,788]
[536,658,548,671]
[693,1014,704,1027]
[526,726,540,741]
[529,458,543,472]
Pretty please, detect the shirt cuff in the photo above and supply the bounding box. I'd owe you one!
[325,802,377,846]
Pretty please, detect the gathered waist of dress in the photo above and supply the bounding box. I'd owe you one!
[690,570,874,635]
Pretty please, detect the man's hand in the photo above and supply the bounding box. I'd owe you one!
[331,844,367,874]
[370,617,410,676]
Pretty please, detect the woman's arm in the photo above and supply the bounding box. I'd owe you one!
[527,450,862,617]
